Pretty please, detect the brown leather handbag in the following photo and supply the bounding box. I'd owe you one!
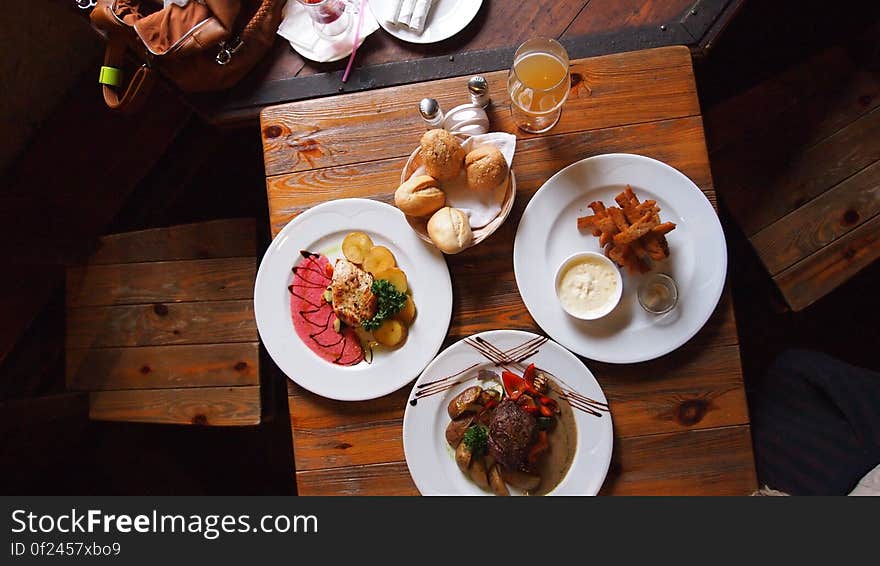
[90,0,287,112]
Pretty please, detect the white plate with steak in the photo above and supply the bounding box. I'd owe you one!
[254,199,453,401]
[403,330,613,495]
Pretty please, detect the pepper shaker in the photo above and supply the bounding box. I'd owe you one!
[418,98,445,129]
[467,76,491,108]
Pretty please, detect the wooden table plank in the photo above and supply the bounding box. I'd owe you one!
[66,300,257,349]
[563,0,694,37]
[88,219,257,265]
[260,46,699,177]
[66,258,256,307]
[89,385,261,426]
[266,115,713,235]
[67,342,260,391]
[294,425,756,496]
[774,213,880,311]
[287,341,747,472]
[750,161,880,275]
[264,45,755,495]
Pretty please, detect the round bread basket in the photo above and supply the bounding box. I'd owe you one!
[400,146,517,253]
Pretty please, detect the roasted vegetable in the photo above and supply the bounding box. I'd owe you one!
[488,464,510,496]
[447,386,482,419]
[501,469,542,492]
[526,431,549,465]
[375,267,407,293]
[363,246,396,275]
[469,457,490,489]
[462,424,489,457]
[341,232,374,264]
[455,441,472,474]
[445,415,474,448]
[395,295,416,325]
[502,370,538,400]
[372,319,407,347]
[362,279,408,331]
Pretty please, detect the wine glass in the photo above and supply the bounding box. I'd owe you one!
[507,38,571,133]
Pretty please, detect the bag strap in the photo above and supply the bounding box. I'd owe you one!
[99,35,156,113]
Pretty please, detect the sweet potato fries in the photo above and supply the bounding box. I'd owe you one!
[576,186,676,274]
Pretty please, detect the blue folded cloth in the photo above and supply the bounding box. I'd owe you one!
[750,349,880,495]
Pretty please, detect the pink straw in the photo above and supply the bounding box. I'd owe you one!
[341,0,367,83]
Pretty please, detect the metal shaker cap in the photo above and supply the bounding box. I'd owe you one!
[419,98,441,120]
[467,76,490,108]
[467,76,489,96]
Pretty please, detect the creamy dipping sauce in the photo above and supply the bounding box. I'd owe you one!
[557,256,619,317]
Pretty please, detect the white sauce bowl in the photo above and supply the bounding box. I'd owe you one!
[554,252,623,320]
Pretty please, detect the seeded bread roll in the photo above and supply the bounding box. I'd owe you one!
[420,129,465,181]
[465,145,508,191]
[427,207,473,254]
[395,175,446,217]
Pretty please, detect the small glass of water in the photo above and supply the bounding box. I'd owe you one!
[297,0,352,39]
[638,273,678,315]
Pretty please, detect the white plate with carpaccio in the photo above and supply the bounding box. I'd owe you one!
[254,198,453,401]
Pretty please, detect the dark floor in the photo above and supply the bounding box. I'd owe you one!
[2,1,879,494]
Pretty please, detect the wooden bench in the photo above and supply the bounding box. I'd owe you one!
[707,44,880,311]
[65,219,262,426]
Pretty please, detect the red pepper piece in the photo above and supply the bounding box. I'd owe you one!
[539,404,554,417]
[325,262,334,278]
[539,396,560,414]
[502,371,530,400]
[516,395,539,415]
[523,363,536,385]
[483,399,498,412]
[527,431,549,464]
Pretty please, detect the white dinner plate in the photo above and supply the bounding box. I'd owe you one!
[369,0,483,44]
[513,154,727,364]
[403,330,613,495]
[254,198,452,401]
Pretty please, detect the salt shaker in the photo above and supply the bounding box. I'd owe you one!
[418,98,445,129]
[467,75,491,108]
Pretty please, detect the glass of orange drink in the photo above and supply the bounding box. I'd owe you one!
[507,38,571,133]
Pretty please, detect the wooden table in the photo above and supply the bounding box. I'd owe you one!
[260,45,757,495]
[198,0,744,125]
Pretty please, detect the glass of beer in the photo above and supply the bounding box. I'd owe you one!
[507,38,571,133]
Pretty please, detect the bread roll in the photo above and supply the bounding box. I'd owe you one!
[465,145,508,191]
[395,175,445,217]
[420,129,465,181]
[427,207,473,254]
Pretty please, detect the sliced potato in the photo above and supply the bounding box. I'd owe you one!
[488,464,510,496]
[342,232,374,264]
[447,386,482,419]
[455,442,472,474]
[363,245,396,275]
[470,457,490,490]
[445,415,474,448]
[372,319,407,347]
[375,267,407,293]
[395,295,416,325]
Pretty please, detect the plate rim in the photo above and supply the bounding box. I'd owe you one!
[370,0,483,44]
[513,152,727,364]
[402,328,614,496]
[254,198,453,401]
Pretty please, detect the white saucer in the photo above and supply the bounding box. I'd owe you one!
[369,0,483,44]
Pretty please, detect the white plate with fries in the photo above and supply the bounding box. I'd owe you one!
[513,154,727,364]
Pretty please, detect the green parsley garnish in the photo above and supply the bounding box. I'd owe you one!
[362,279,407,331]
[462,424,489,456]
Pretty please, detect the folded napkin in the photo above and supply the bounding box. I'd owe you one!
[278,1,380,63]
[388,0,434,32]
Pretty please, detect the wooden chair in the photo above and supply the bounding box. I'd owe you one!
[707,44,880,311]
[65,219,261,426]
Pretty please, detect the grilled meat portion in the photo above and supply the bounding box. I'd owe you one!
[488,398,537,470]
[330,259,378,327]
